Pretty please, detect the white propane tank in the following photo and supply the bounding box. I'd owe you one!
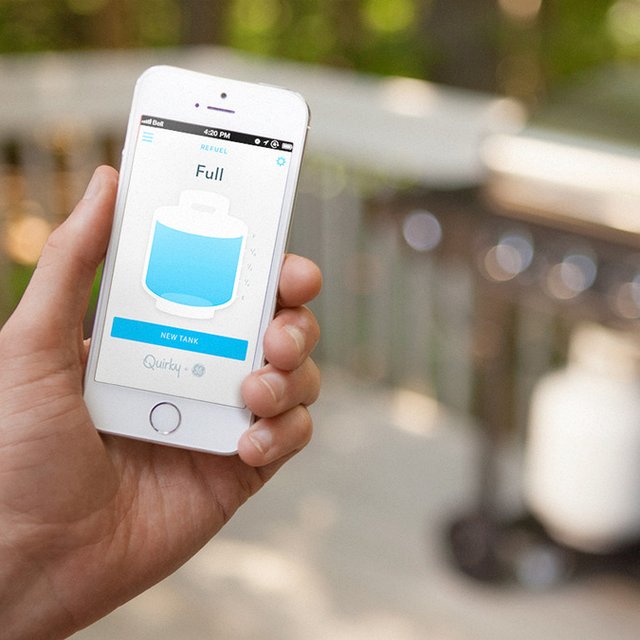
[524,322,640,553]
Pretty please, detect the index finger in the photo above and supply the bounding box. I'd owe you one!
[277,254,322,309]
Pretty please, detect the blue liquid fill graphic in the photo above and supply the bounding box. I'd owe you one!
[146,222,243,308]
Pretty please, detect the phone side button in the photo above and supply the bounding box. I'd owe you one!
[149,402,181,435]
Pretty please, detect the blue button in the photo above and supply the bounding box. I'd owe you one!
[111,317,248,361]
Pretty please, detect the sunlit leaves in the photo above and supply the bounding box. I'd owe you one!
[362,0,417,33]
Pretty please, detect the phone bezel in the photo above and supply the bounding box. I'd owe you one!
[83,66,309,454]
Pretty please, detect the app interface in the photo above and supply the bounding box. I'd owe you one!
[94,115,294,407]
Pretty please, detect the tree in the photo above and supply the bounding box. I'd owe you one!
[423,0,502,92]
[181,0,229,45]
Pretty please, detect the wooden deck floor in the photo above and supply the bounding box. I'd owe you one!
[73,367,640,640]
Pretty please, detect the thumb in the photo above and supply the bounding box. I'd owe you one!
[6,166,118,350]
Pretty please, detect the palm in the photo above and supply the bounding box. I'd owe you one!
[0,342,250,615]
[0,166,320,638]
[0,340,272,630]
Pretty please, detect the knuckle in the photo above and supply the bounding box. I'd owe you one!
[293,405,313,444]
[301,359,321,405]
[36,226,63,269]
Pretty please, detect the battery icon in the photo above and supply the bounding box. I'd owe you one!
[282,142,293,151]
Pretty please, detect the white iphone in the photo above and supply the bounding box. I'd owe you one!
[84,65,309,454]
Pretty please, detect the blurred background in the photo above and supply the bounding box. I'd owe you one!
[3,1,640,638]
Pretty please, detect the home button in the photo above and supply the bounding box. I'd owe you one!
[150,402,181,435]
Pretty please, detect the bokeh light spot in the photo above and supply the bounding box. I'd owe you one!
[546,253,597,300]
[483,231,533,281]
[5,213,52,266]
[402,210,442,252]
[363,0,415,34]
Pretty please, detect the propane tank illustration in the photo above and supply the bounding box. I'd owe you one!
[143,190,247,319]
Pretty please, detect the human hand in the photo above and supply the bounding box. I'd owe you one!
[0,166,321,639]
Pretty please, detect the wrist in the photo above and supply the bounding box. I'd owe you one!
[0,544,76,640]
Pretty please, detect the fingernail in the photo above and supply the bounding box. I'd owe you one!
[284,324,305,358]
[259,372,285,403]
[82,170,102,201]
[248,428,273,457]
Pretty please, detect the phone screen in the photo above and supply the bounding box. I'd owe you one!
[93,115,295,408]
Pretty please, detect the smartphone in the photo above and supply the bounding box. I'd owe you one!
[84,65,309,454]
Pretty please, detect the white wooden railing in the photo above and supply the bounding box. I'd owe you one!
[0,46,524,411]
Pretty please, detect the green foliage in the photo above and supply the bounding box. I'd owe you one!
[0,1,84,52]
[540,0,617,83]
[0,0,635,97]
[0,0,183,52]
[6,263,33,313]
